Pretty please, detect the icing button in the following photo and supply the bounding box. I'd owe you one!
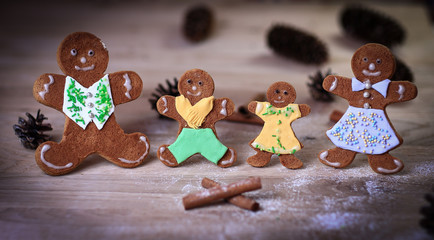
[89,113,95,118]
[363,91,370,98]
[364,81,372,89]
[87,102,94,108]
[363,103,371,109]
[87,92,93,98]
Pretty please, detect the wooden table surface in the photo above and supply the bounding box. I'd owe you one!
[1,1,433,239]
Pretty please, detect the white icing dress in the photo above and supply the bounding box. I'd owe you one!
[326,78,400,155]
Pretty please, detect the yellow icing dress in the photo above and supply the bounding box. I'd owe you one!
[251,102,302,154]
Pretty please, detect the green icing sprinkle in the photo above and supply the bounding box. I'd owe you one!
[66,79,87,106]
[95,82,113,123]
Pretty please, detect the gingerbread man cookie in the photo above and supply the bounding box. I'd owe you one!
[319,43,417,174]
[33,32,150,175]
[247,82,310,169]
[156,69,237,167]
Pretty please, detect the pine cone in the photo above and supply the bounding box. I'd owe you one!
[183,5,214,42]
[340,5,406,48]
[420,189,434,236]
[267,24,328,65]
[149,78,179,118]
[13,110,52,149]
[307,69,334,102]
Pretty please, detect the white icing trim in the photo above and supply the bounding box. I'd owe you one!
[38,75,55,100]
[255,102,263,114]
[329,77,338,91]
[159,146,176,165]
[220,99,227,116]
[118,136,149,164]
[40,144,73,170]
[74,65,95,71]
[123,73,132,99]
[398,84,405,101]
[187,91,201,96]
[100,40,107,50]
[377,159,402,174]
[220,148,235,165]
[319,151,341,167]
[362,69,381,76]
[161,97,168,114]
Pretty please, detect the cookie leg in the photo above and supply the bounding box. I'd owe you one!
[367,153,404,175]
[279,154,303,169]
[217,147,237,168]
[318,147,356,168]
[247,150,273,167]
[157,144,179,167]
[35,141,86,175]
[99,132,150,168]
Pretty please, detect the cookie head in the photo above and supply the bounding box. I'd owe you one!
[267,82,296,108]
[57,32,109,81]
[178,69,215,103]
[351,43,395,83]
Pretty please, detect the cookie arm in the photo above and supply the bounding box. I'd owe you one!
[247,101,257,114]
[157,95,180,119]
[387,81,418,104]
[299,104,311,117]
[109,71,143,105]
[322,75,352,99]
[212,98,235,121]
[33,73,66,111]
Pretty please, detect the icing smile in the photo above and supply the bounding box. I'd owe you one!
[75,65,95,71]
[187,91,202,96]
[362,69,381,76]
[273,100,285,103]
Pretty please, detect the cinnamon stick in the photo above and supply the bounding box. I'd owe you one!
[182,177,262,210]
[201,178,259,211]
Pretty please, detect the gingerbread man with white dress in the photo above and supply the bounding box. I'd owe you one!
[318,43,417,174]
[33,32,149,175]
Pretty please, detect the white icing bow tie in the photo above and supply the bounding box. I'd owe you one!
[351,78,391,98]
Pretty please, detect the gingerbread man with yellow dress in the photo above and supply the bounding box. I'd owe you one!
[247,82,310,169]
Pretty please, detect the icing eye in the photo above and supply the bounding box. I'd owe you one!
[376,59,382,64]
[70,49,77,56]
[88,50,94,56]
[363,57,368,62]
[187,79,192,84]
[283,90,288,95]
[198,81,203,86]
[274,89,280,94]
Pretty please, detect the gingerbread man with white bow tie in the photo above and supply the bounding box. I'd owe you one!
[318,43,417,174]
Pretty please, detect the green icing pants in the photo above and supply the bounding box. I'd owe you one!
[168,128,228,164]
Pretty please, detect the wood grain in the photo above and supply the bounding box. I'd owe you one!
[1,1,433,239]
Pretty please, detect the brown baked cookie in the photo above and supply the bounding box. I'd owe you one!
[33,32,149,175]
[319,43,417,174]
[156,69,236,167]
[246,82,310,169]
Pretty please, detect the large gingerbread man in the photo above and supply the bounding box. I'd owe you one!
[33,32,150,175]
[156,69,237,167]
[247,82,310,169]
[319,43,417,174]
